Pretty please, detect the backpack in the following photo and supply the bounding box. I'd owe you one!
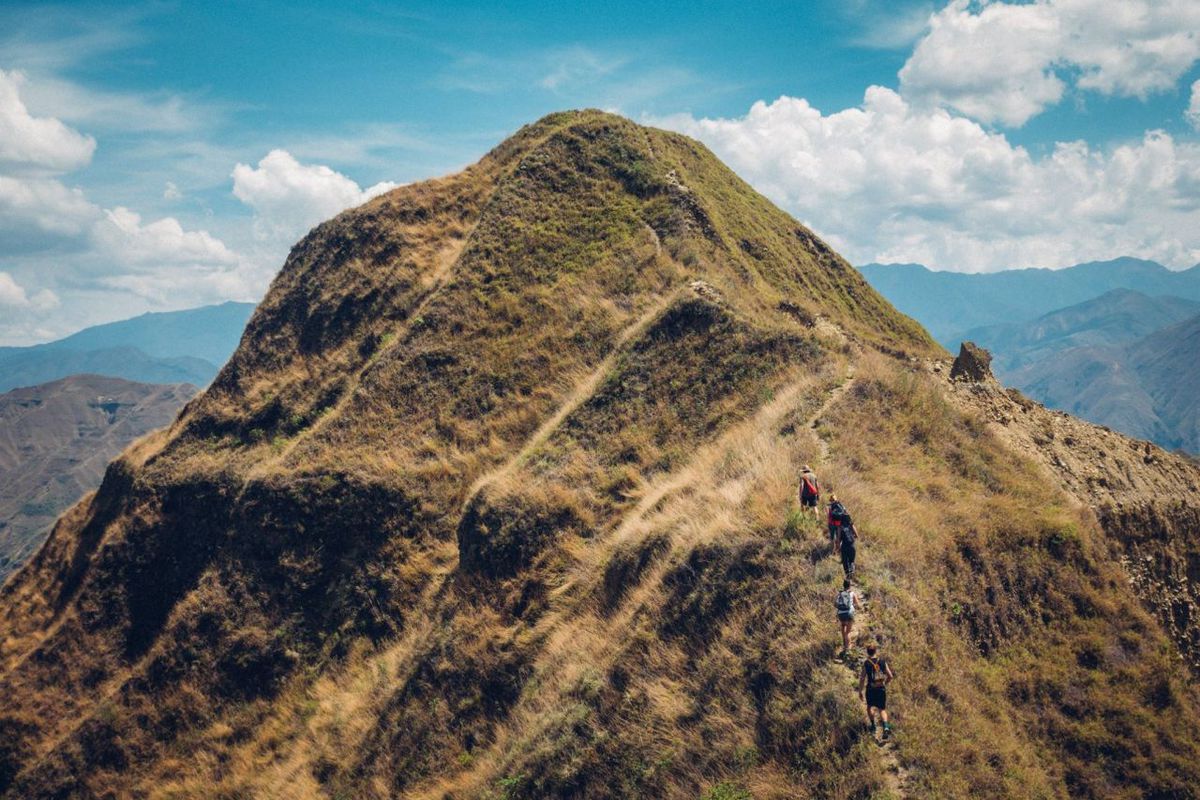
[864,657,887,687]
[835,590,855,614]
[830,501,850,526]
[801,475,819,499]
[840,522,857,546]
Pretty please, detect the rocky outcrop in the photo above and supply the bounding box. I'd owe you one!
[950,341,993,382]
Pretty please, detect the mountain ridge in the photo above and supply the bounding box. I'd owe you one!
[859,257,1200,345]
[0,302,255,393]
[0,111,1198,799]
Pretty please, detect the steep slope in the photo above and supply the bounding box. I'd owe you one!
[0,375,198,583]
[860,259,1200,346]
[0,302,254,392]
[0,111,1198,800]
[963,288,1200,373]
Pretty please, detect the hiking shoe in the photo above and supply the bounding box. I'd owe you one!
[882,724,892,741]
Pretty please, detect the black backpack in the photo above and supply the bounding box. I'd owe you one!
[840,522,857,546]
[830,501,851,526]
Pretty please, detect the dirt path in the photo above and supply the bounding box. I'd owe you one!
[807,365,856,463]
[809,364,911,797]
[462,288,680,506]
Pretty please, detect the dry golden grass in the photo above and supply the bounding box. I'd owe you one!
[1,111,1195,800]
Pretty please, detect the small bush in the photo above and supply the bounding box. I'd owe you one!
[702,781,752,800]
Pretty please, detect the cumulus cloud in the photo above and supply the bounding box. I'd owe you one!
[900,0,1200,126]
[0,271,58,310]
[0,68,95,174]
[232,149,398,243]
[0,68,259,336]
[93,207,239,267]
[657,88,1200,271]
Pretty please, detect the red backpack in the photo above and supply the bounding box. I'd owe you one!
[801,475,819,499]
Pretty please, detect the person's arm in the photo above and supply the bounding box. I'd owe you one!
[884,662,895,684]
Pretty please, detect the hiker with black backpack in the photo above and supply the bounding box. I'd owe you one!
[834,507,858,577]
[834,578,860,659]
[859,644,895,741]
[827,493,850,548]
[798,465,820,516]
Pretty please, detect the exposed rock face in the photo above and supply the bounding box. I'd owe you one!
[950,340,993,382]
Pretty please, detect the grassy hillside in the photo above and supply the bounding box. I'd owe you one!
[0,111,1197,800]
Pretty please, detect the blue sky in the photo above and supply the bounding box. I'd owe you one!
[2,0,1199,344]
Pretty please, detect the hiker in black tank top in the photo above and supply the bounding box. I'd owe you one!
[859,644,895,741]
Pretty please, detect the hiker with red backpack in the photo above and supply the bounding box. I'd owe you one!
[859,643,895,741]
[798,465,820,516]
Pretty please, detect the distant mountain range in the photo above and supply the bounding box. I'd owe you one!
[860,260,1200,453]
[859,257,1200,347]
[0,375,198,582]
[964,289,1200,373]
[0,301,254,393]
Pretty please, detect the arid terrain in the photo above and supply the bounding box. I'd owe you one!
[1,111,1198,799]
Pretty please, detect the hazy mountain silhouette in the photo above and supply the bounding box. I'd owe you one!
[0,302,254,393]
[860,258,1200,346]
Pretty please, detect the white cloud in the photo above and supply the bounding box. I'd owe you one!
[163,180,181,200]
[92,207,239,267]
[0,272,59,312]
[29,287,60,310]
[0,68,96,174]
[900,0,1200,126]
[0,271,28,306]
[0,174,98,243]
[232,149,398,243]
[657,88,1200,271]
[1188,80,1200,130]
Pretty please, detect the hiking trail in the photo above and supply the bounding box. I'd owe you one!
[808,365,856,463]
[809,363,911,797]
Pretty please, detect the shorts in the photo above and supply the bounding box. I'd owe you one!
[865,686,887,710]
[837,611,855,622]
[801,495,818,508]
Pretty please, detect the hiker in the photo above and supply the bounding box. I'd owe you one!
[859,644,894,740]
[834,578,860,658]
[827,493,850,547]
[798,465,820,516]
[834,509,857,577]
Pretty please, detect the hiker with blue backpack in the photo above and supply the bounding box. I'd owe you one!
[834,578,860,659]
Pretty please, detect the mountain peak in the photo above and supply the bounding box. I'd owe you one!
[2,112,1199,799]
